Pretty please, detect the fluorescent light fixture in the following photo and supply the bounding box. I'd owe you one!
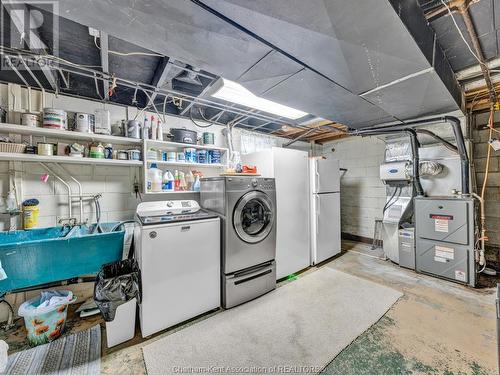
[210,78,308,120]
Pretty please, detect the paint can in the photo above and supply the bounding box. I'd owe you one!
[22,199,40,230]
[43,108,67,130]
[37,143,54,156]
[75,113,94,133]
[176,152,186,163]
[202,132,214,145]
[166,151,176,162]
[184,148,197,163]
[127,149,141,161]
[21,112,40,127]
[117,150,129,160]
[126,120,141,139]
[197,150,208,164]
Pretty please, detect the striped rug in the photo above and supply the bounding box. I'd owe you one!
[4,324,100,375]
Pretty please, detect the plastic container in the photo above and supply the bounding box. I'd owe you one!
[43,108,67,130]
[106,297,136,348]
[22,199,39,229]
[94,109,111,135]
[147,163,163,192]
[18,290,76,346]
[162,170,174,191]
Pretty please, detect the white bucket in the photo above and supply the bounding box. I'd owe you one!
[21,113,40,127]
[43,108,67,130]
[105,298,136,348]
[75,113,94,133]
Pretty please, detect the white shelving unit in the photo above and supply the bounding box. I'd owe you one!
[143,139,228,195]
[0,123,229,194]
[0,152,142,166]
[0,123,141,145]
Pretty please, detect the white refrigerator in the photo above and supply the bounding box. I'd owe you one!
[242,147,310,279]
[310,157,341,265]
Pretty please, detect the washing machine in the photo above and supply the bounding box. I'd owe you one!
[200,176,277,308]
[134,200,221,337]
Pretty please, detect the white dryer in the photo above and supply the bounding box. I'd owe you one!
[134,200,220,337]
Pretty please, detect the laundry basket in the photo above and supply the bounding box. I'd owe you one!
[18,290,76,346]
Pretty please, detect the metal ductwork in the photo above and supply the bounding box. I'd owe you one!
[54,0,462,128]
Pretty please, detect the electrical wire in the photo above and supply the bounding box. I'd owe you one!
[188,106,214,128]
[383,187,400,214]
[94,36,163,57]
[439,0,482,64]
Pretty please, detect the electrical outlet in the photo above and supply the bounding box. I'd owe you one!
[489,138,500,151]
[88,27,100,37]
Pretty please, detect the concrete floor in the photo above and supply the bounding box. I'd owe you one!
[2,240,498,374]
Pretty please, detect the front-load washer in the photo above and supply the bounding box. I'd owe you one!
[200,176,277,308]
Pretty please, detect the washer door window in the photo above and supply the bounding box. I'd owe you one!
[233,191,274,243]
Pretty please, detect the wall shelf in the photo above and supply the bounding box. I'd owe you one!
[146,160,225,168]
[145,139,228,152]
[144,191,199,195]
[0,152,142,166]
[0,123,142,145]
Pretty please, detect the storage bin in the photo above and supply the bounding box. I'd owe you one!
[105,297,137,347]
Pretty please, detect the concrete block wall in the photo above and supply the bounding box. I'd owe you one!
[322,136,386,240]
[472,112,500,264]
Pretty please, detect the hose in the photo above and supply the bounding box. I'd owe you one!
[383,187,401,214]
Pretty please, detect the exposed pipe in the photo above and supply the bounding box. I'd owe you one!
[414,129,458,153]
[55,164,84,224]
[404,129,425,197]
[38,163,72,219]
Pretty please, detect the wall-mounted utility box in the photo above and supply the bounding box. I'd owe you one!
[415,197,475,287]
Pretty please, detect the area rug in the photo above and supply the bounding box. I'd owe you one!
[142,267,403,375]
[4,324,100,375]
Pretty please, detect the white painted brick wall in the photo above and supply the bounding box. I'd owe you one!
[322,135,386,240]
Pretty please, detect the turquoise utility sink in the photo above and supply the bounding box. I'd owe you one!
[0,223,125,294]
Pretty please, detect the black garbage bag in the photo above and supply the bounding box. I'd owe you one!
[94,259,141,322]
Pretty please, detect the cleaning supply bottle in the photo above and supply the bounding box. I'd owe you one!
[193,175,201,192]
[174,170,181,191]
[157,119,163,141]
[6,190,16,212]
[147,163,162,192]
[162,170,174,191]
[142,117,150,140]
[151,116,157,140]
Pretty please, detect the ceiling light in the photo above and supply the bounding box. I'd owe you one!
[210,78,308,120]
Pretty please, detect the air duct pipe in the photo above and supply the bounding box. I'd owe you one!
[353,116,469,194]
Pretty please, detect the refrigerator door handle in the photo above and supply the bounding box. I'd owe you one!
[315,195,319,234]
[315,161,320,193]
